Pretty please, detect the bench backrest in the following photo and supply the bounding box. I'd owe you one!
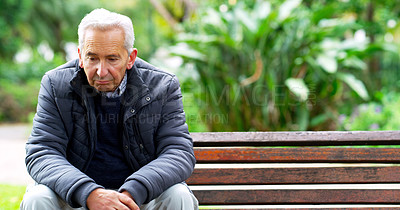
[186,131,400,208]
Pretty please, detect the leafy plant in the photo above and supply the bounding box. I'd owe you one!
[0,51,64,123]
[0,0,31,59]
[170,0,373,131]
[0,79,41,123]
[340,91,400,131]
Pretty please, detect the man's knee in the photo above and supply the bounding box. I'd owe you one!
[142,183,198,210]
[20,184,60,210]
[162,183,198,209]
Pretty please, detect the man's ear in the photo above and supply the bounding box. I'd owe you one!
[78,48,84,68]
[126,48,138,70]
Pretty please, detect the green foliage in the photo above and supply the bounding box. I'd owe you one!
[120,1,181,59]
[180,77,209,132]
[341,91,400,131]
[25,0,103,55]
[0,51,64,84]
[170,0,375,131]
[183,92,208,132]
[0,51,64,122]
[0,184,26,210]
[0,0,31,59]
[0,79,40,122]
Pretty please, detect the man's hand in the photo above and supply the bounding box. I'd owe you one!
[87,188,139,210]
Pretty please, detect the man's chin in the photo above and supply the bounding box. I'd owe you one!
[94,85,115,92]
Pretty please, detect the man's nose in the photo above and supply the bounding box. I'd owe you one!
[96,61,108,78]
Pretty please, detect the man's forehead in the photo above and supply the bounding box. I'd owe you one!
[82,32,126,54]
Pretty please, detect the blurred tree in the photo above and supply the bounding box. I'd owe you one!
[0,0,31,59]
[25,0,100,56]
[323,0,400,91]
[149,0,196,31]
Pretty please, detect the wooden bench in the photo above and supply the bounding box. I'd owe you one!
[186,131,400,209]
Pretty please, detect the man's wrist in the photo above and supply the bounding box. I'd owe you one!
[74,182,103,208]
[121,190,134,201]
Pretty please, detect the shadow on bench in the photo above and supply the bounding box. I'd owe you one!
[186,131,400,210]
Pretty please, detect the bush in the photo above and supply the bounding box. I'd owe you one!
[181,78,208,132]
[0,79,41,122]
[340,91,400,131]
[0,52,64,123]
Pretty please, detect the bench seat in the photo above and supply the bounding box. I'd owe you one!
[186,131,400,209]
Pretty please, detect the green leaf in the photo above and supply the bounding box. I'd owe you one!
[279,0,302,21]
[168,44,205,61]
[318,18,342,28]
[177,33,218,43]
[253,0,271,20]
[337,73,369,101]
[310,114,329,127]
[203,9,224,28]
[235,5,257,32]
[317,54,337,73]
[285,78,309,102]
[297,104,309,131]
[342,56,367,71]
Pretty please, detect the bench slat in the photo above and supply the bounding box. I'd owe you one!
[198,205,400,210]
[194,147,400,163]
[191,131,400,146]
[191,189,400,205]
[187,166,400,185]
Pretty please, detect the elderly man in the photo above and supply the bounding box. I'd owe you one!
[20,8,198,210]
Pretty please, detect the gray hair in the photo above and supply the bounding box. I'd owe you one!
[78,8,135,54]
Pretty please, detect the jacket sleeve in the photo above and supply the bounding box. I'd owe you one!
[25,73,102,208]
[119,75,196,206]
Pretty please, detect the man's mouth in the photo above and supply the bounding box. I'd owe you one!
[95,80,111,85]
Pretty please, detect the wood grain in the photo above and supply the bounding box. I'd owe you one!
[194,147,400,163]
[187,166,400,185]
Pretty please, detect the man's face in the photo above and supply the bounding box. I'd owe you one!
[78,28,137,92]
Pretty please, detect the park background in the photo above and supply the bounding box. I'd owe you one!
[1,0,400,208]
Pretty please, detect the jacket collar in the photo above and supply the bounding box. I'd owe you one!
[122,58,151,107]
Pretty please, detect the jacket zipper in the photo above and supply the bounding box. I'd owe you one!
[132,115,145,154]
[129,92,151,155]
[122,123,137,170]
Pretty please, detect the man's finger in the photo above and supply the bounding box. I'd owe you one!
[119,193,139,210]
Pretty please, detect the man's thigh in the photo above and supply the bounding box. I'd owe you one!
[20,183,84,210]
[141,183,199,210]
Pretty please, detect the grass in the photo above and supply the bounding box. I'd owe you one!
[0,184,26,210]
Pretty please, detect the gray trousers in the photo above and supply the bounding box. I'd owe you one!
[20,183,199,210]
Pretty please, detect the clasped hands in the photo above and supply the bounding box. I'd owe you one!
[87,188,139,210]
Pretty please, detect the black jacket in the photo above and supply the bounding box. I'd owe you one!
[25,58,195,208]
